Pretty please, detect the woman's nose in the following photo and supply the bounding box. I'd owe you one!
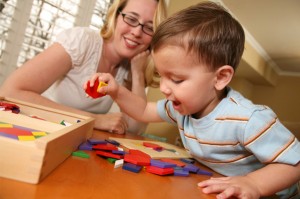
[131,25,143,37]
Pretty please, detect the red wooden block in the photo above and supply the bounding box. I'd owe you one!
[85,79,107,99]
[124,154,151,166]
[160,158,186,167]
[92,143,118,151]
[143,142,163,150]
[128,149,151,159]
[146,166,174,176]
[96,151,123,159]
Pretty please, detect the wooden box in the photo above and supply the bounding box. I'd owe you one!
[0,97,94,184]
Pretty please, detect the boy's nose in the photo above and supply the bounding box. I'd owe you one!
[160,81,171,96]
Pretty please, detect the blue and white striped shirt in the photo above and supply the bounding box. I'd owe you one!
[157,87,300,198]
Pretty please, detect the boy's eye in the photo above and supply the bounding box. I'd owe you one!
[171,79,183,84]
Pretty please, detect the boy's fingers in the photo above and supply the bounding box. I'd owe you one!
[89,73,101,87]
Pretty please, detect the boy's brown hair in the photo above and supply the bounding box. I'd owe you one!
[151,1,245,71]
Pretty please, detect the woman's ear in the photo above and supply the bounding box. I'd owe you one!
[214,65,234,90]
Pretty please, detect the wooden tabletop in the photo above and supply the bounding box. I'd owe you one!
[0,130,219,199]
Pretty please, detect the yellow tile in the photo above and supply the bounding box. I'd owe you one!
[0,123,13,128]
[32,131,47,136]
[18,136,35,141]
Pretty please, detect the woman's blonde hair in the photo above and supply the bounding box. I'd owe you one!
[101,0,168,88]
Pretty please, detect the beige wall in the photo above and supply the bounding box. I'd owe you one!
[145,0,300,143]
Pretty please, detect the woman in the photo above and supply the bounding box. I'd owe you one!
[0,0,167,134]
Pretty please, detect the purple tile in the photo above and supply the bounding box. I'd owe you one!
[78,142,93,150]
[183,164,199,173]
[197,169,213,176]
[180,158,195,164]
[174,169,189,176]
[122,163,142,173]
[112,150,126,155]
[87,138,107,145]
[0,132,18,140]
[150,159,177,168]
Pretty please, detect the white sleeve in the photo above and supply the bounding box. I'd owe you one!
[55,27,99,68]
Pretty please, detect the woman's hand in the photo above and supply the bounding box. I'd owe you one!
[131,50,150,77]
[94,112,128,134]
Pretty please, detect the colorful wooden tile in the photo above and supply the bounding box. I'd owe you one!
[85,79,107,99]
[95,150,123,159]
[150,159,176,168]
[122,163,142,173]
[88,138,107,145]
[143,142,163,150]
[114,159,124,169]
[160,158,186,167]
[129,149,151,159]
[197,169,213,176]
[124,154,151,166]
[93,143,118,151]
[18,136,35,141]
[78,142,93,151]
[183,164,199,173]
[146,166,174,176]
[72,150,90,158]
[174,169,189,177]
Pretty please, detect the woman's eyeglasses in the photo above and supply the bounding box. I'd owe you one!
[119,11,154,36]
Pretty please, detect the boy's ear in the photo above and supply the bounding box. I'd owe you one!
[214,65,234,90]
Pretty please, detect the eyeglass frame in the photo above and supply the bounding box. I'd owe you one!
[118,10,154,36]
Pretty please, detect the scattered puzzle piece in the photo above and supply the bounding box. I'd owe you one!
[107,158,117,163]
[78,142,93,151]
[112,150,126,155]
[150,159,176,168]
[160,158,186,167]
[197,169,213,176]
[60,120,72,126]
[143,142,163,150]
[180,158,195,164]
[128,149,151,159]
[174,169,189,177]
[105,139,120,146]
[183,164,199,173]
[124,154,150,166]
[114,159,124,169]
[72,150,90,158]
[88,138,107,145]
[123,163,142,173]
[96,150,123,159]
[93,143,118,151]
[146,166,174,176]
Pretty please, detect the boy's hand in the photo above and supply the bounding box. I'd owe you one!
[198,176,261,199]
[84,73,119,99]
[85,79,107,98]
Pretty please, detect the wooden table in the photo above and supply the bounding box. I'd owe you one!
[0,130,219,199]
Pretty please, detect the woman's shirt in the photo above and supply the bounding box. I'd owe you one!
[43,27,129,114]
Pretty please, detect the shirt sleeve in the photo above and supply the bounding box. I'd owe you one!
[55,27,98,68]
[157,99,178,125]
[243,107,300,165]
